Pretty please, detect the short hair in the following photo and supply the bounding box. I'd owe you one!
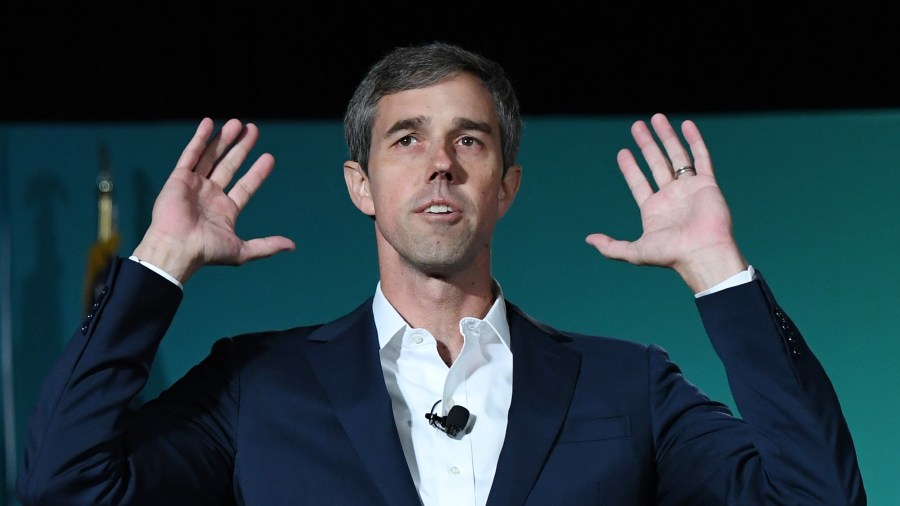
[343,42,522,175]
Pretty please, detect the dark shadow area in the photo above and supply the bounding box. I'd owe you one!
[16,173,68,476]
[0,131,13,506]
[4,5,900,122]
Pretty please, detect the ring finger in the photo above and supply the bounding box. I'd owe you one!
[650,113,694,181]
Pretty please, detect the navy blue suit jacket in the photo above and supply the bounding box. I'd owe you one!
[18,258,865,504]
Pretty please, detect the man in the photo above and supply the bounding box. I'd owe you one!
[17,42,865,505]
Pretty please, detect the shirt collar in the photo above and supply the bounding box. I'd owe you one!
[372,281,511,350]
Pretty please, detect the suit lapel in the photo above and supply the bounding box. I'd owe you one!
[304,299,421,506]
[487,302,582,506]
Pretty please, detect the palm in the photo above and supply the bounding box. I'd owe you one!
[152,168,245,263]
[627,174,732,267]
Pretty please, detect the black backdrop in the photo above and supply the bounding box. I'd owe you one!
[4,4,900,122]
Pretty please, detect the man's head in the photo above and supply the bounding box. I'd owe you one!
[341,43,523,280]
[343,42,522,176]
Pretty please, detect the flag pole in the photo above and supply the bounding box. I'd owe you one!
[83,144,119,313]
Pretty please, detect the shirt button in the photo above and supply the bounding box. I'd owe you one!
[449,466,460,475]
[412,334,423,344]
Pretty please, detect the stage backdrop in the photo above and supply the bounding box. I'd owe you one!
[2,111,898,505]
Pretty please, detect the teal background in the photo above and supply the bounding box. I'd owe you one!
[2,111,898,504]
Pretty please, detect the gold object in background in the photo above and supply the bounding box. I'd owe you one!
[83,143,119,313]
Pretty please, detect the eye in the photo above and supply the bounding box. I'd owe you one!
[459,136,481,147]
[397,135,416,147]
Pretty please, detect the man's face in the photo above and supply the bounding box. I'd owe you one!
[345,72,520,278]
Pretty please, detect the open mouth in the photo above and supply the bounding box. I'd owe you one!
[424,204,455,214]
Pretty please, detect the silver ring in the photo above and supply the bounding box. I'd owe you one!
[674,165,697,179]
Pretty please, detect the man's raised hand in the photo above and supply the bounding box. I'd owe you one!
[132,118,295,284]
[586,113,747,293]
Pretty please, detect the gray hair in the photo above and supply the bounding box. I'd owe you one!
[343,42,522,175]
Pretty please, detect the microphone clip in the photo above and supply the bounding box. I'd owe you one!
[425,400,470,438]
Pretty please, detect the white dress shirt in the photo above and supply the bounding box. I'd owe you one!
[374,282,512,506]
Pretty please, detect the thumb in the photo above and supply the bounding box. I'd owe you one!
[585,233,635,263]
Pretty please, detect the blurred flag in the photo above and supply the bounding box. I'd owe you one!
[83,143,119,313]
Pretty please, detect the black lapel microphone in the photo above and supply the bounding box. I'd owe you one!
[425,400,470,438]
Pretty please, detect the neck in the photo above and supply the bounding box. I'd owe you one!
[379,261,496,365]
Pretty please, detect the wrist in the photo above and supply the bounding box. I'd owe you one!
[675,242,748,294]
[132,232,199,284]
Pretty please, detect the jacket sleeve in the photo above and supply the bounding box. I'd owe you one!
[16,258,239,506]
[651,270,865,505]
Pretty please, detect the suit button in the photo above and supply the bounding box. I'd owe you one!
[774,306,802,359]
[80,312,95,334]
[786,333,802,358]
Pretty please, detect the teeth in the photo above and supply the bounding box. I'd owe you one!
[425,204,453,213]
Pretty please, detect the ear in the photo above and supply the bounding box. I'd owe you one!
[497,164,522,218]
[343,161,375,217]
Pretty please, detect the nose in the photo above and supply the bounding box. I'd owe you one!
[429,170,453,182]
[428,141,455,183]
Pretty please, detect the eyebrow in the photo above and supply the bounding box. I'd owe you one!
[385,116,427,137]
[455,118,493,135]
[383,116,494,138]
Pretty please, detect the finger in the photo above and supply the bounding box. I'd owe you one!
[208,123,260,189]
[631,119,675,187]
[173,118,215,173]
[585,233,639,264]
[680,119,714,176]
[227,152,275,212]
[238,235,297,264]
[194,119,246,179]
[650,113,694,178]
[616,148,654,206]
